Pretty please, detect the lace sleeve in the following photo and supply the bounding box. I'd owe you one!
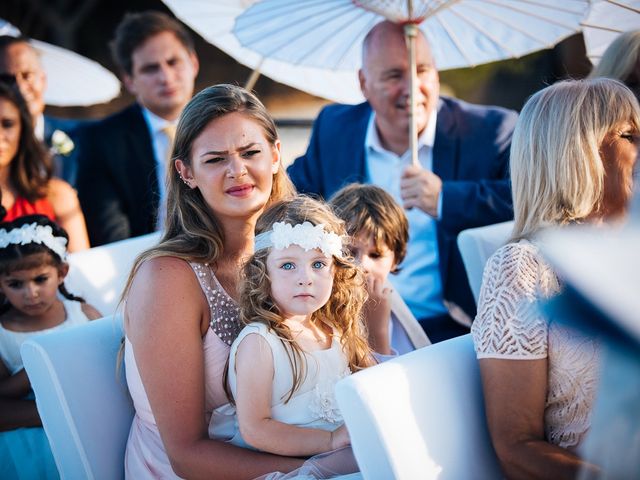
[471,242,558,360]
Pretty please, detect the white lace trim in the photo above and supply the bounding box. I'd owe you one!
[471,242,557,358]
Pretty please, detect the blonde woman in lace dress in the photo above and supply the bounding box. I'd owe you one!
[121,85,304,479]
[471,78,639,479]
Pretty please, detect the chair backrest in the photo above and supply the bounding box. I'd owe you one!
[65,232,161,316]
[457,221,514,303]
[21,316,133,480]
[335,335,501,480]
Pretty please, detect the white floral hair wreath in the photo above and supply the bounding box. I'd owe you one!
[0,222,68,260]
[254,221,344,258]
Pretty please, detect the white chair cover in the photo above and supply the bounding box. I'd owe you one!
[21,316,132,480]
[457,221,514,304]
[335,335,501,480]
[65,232,161,316]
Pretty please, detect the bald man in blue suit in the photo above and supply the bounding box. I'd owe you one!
[288,21,518,343]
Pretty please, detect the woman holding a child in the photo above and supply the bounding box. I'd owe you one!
[122,84,305,479]
[122,82,405,480]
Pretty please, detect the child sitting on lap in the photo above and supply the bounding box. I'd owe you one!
[211,196,373,466]
[330,183,430,355]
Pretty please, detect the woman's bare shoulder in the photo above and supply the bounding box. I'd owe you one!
[130,255,200,295]
[47,177,75,199]
[46,178,80,216]
[137,254,193,275]
[126,255,208,333]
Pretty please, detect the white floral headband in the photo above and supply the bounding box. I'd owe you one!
[254,221,344,258]
[0,223,68,260]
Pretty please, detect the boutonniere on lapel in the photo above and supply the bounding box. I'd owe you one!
[50,130,75,156]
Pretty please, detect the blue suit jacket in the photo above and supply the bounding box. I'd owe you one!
[288,97,518,318]
[76,103,159,246]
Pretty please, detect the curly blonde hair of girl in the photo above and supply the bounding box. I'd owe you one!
[240,196,374,402]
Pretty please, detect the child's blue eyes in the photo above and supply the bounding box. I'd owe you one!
[279,261,327,270]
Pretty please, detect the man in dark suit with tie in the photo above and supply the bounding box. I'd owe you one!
[76,11,199,246]
[288,20,518,342]
[0,35,81,184]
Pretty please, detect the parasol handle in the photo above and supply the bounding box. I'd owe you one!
[404,23,419,168]
[244,58,265,92]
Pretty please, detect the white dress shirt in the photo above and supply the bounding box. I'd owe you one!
[141,108,177,231]
[34,114,45,141]
[365,109,447,320]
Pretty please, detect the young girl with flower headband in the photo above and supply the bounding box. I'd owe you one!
[0,214,101,478]
[210,196,373,466]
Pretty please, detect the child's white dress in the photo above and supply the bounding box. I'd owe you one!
[209,321,351,448]
[0,299,92,480]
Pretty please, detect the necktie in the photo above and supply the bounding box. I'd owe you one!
[162,124,177,163]
[156,124,177,231]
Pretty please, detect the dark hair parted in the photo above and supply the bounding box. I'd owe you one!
[0,80,52,202]
[330,183,409,267]
[110,10,195,76]
[240,196,373,403]
[0,215,83,314]
[122,84,295,300]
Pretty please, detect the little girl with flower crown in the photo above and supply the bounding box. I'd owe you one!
[210,196,373,473]
[0,214,101,479]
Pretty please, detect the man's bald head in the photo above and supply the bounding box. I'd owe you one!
[361,20,435,74]
[358,20,440,154]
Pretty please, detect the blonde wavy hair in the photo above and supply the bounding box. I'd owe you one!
[122,84,295,299]
[240,196,373,402]
[588,30,640,92]
[511,78,640,241]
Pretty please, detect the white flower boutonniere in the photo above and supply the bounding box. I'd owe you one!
[50,129,75,156]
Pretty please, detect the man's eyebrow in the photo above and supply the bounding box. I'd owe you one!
[137,61,161,71]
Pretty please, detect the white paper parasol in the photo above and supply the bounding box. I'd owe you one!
[581,0,640,65]
[0,19,121,106]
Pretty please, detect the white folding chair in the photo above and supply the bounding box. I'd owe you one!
[65,232,161,316]
[457,221,514,303]
[21,316,133,480]
[335,335,501,480]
